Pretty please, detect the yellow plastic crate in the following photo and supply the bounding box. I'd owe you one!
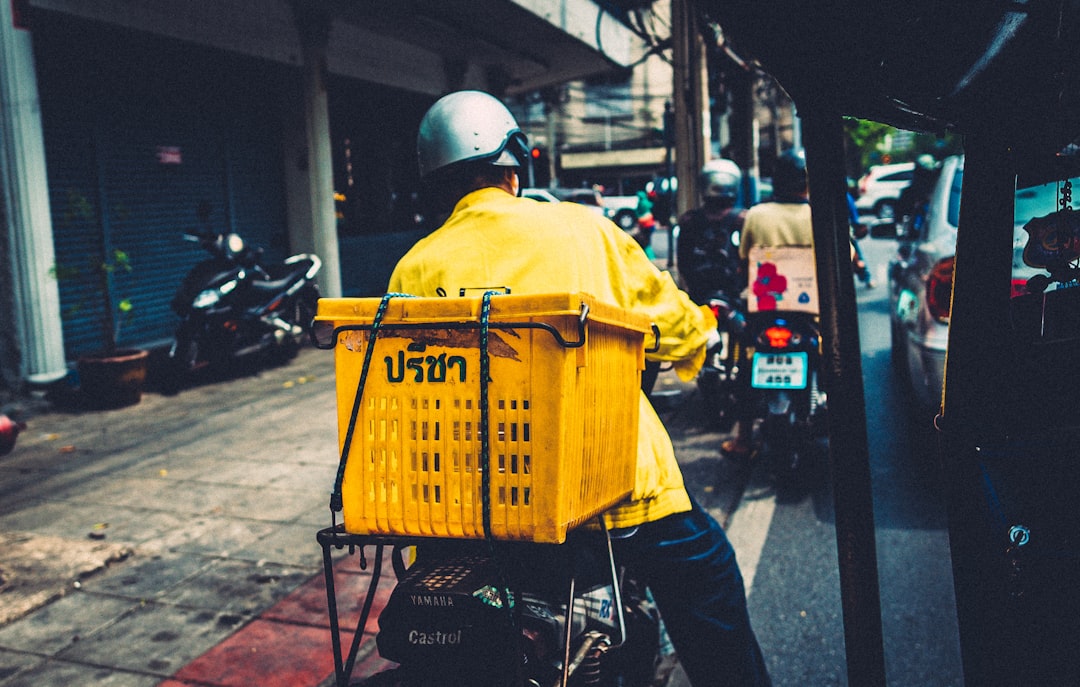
[315,292,651,543]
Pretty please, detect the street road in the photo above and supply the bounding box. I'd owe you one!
[654,235,964,686]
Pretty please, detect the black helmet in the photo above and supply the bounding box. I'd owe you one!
[772,150,807,199]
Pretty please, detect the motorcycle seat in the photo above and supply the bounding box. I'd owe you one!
[248,260,313,294]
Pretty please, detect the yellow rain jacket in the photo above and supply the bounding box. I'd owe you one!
[388,187,717,528]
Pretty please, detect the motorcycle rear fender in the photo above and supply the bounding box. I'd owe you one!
[766,390,794,416]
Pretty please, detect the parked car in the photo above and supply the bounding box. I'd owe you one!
[602,194,642,231]
[522,188,560,204]
[550,187,612,220]
[855,162,914,219]
[886,154,1076,411]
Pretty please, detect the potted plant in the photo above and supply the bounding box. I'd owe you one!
[53,248,149,409]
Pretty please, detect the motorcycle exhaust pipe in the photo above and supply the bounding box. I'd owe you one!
[263,314,303,338]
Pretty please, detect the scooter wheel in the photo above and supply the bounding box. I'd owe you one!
[159,339,197,395]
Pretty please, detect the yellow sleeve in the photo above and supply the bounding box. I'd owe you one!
[611,230,717,381]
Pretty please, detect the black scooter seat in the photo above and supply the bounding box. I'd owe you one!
[248,260,313,294]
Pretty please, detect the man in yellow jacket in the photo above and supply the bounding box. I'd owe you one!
[389,90,770,687]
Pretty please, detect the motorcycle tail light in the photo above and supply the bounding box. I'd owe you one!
[760,324,795,349]
[926,256,955,322]
[1010,278,1029,298]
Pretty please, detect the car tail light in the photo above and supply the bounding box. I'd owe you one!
[1010,278,1029,298]
[925,256,955,322]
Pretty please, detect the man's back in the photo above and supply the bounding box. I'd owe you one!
[738,201,813,259]
[391,188,637,303]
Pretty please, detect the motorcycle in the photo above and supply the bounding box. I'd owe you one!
[696,289,749,432]
[319,529,667,687]
[313,292,671,687]
[744,309,827,484]
[162,230,321,391]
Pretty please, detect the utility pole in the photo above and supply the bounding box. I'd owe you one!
[671,0,707,221]
[726,58,758,203]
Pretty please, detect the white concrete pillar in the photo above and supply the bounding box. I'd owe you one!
[285,4,341,298]
[0,5,68,384]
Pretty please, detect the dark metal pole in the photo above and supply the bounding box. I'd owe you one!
[801,108,887,687]
[937,136,1018,686]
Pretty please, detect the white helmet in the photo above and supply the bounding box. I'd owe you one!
[417,90,531,179]
[700,158,742,200]
[699,159,743,200]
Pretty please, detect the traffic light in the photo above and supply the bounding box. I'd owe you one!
[529,147,551,187]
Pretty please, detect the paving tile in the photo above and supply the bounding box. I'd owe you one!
[0,592,136,655]
[123,514,224,555]
[55,602,247,678]
[266,461,338,499]
[168,518,277,559]
[0,500,121,539]
[131,449,237,482]
[0,501,181,548]
[176,459,298,488]
[216,485,319,523]
[161,559,311,615]
[262,564,393,632]
[164,436,265,466]
[227,521,326,568]
[296,504,337,530]
[94,508,205,549]
[0,658,159,686]
[0,648,43,683]
[78,551,214,600]
[78,476,172,511]
[145,481,254,518]
[172,618,351,687]
[0,531,134,628]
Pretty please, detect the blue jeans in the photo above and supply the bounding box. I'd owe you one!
[612,497,771,686]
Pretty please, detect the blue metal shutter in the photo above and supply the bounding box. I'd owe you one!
[38,17,287,358]
[42,118,109,358]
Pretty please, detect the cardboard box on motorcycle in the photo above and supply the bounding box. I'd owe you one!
[746,245,819,314]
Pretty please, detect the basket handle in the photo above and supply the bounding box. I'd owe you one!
[647,324,661,353]
[312,303,592,350]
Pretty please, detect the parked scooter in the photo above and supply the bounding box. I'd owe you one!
[162,229,321,391]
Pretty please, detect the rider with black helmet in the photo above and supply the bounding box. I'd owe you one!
[677,159,746,304]
[738,150,813,260]
[721,150,814,458]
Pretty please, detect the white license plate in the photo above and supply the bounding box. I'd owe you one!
[751,352,808,389]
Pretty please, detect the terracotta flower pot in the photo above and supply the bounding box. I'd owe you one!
[76,348,150,409]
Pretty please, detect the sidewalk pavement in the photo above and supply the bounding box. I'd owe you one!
[0,346,713,686]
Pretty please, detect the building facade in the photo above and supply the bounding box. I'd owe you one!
[0,0,642,393]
